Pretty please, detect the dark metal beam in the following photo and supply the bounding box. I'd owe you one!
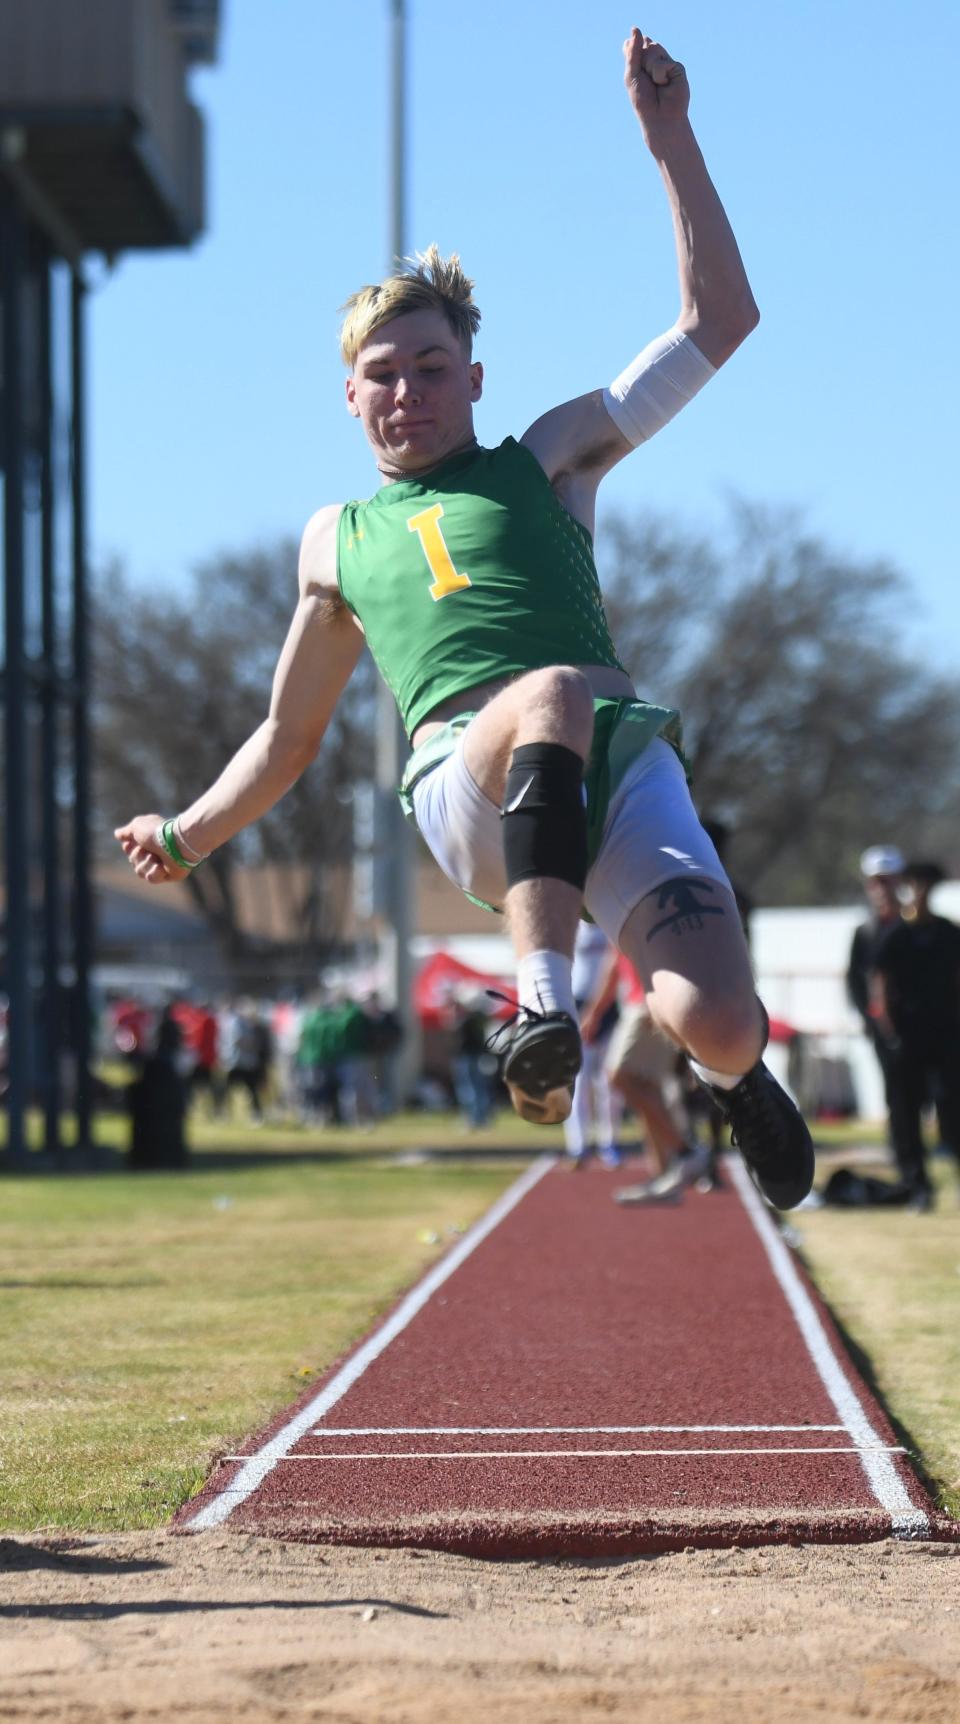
[70,272,93,1153]
[38,243,63,1156]
[1,188,30,1162]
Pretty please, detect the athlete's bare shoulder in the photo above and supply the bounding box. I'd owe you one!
[520,394,631,535]
[298,503,345,603]
[521,392,628,486]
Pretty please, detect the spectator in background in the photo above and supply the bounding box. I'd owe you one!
[191,1001,219,1110]
[218,998,271,1123]
[564,922,623,1168]
[451,989,495,1131]
[871,860,960,1211]
[581,951,709,1202]
[336,994,378,1127]
[170,998,219,1113]
[847,845,906,1156]
[270,995,304,1119]
[128,1007,188,1169]
[109,995,154,1062]
[296,993,337,1124]
[360,992,403,1117]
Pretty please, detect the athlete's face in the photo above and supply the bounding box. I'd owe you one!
[346,308,483,474]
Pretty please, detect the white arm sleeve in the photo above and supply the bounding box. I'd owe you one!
[602,327,716,447]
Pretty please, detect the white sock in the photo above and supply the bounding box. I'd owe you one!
[516,949,576,1019]
[689,1059,746,1092]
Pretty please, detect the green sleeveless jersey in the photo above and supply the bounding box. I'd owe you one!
[336,437,625,737]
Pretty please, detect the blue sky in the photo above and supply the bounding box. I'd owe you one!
[89,0,958,669]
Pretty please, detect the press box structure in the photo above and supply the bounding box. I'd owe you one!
[0,0,222,1160]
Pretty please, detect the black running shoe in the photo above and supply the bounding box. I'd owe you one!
[702,1063,815,1210]
[487,997,582,1125]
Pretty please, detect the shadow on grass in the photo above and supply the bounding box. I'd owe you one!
[0,1279,165,1290]
[187,1142,546,1171]
[0,1140,557,1177]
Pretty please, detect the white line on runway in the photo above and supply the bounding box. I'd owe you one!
[222,1445,905,1461]
[185,1156,556,1530]
[310,1424,846,1436]
[728,1157,930,1539]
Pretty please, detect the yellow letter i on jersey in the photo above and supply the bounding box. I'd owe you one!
[407,503,472,601]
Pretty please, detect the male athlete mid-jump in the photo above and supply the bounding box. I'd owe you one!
[117,30,814,1210]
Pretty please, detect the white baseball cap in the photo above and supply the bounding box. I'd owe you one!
[860,845,905,878]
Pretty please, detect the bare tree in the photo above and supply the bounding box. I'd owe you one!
[599,501,960,902]
[92,543,376,962]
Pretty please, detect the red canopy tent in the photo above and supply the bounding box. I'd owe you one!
[414,950,798,1041]
[414,952,516,1029]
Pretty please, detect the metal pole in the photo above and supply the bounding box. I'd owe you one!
[38,245,64,1157]
[70,272,93,1153]
[1,189,30,1163]
[374,0,419,1102]
[389,0,406,269]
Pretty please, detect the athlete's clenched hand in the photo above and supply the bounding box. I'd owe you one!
[623,27,689,139]
[114,814,188,885]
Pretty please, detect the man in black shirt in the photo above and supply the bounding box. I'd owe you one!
[846,845,906,1155]
[872,860,960,1210]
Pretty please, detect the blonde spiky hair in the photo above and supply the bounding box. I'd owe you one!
[339,245,481,369]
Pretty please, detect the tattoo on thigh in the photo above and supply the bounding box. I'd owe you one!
[644,877,725,941]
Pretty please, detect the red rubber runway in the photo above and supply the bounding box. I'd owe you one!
[177,1156,956,1556]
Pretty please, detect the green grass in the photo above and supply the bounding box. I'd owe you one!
[0,1082,568,1160]
[0,1134,517,1531]
[789,1143,960,1520]
[1,1110,957,1532]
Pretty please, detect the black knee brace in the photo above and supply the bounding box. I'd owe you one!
[500,742,587,891]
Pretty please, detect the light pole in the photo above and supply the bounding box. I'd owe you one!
[389,0,406,267]
[372,0,419,1099]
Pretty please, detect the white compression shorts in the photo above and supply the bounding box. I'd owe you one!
[411,732,730,947]
[602,327,715,446]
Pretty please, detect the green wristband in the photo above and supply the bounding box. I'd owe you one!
[157,818,201,870]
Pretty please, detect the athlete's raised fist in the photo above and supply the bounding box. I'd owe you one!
[623,27,689,134]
